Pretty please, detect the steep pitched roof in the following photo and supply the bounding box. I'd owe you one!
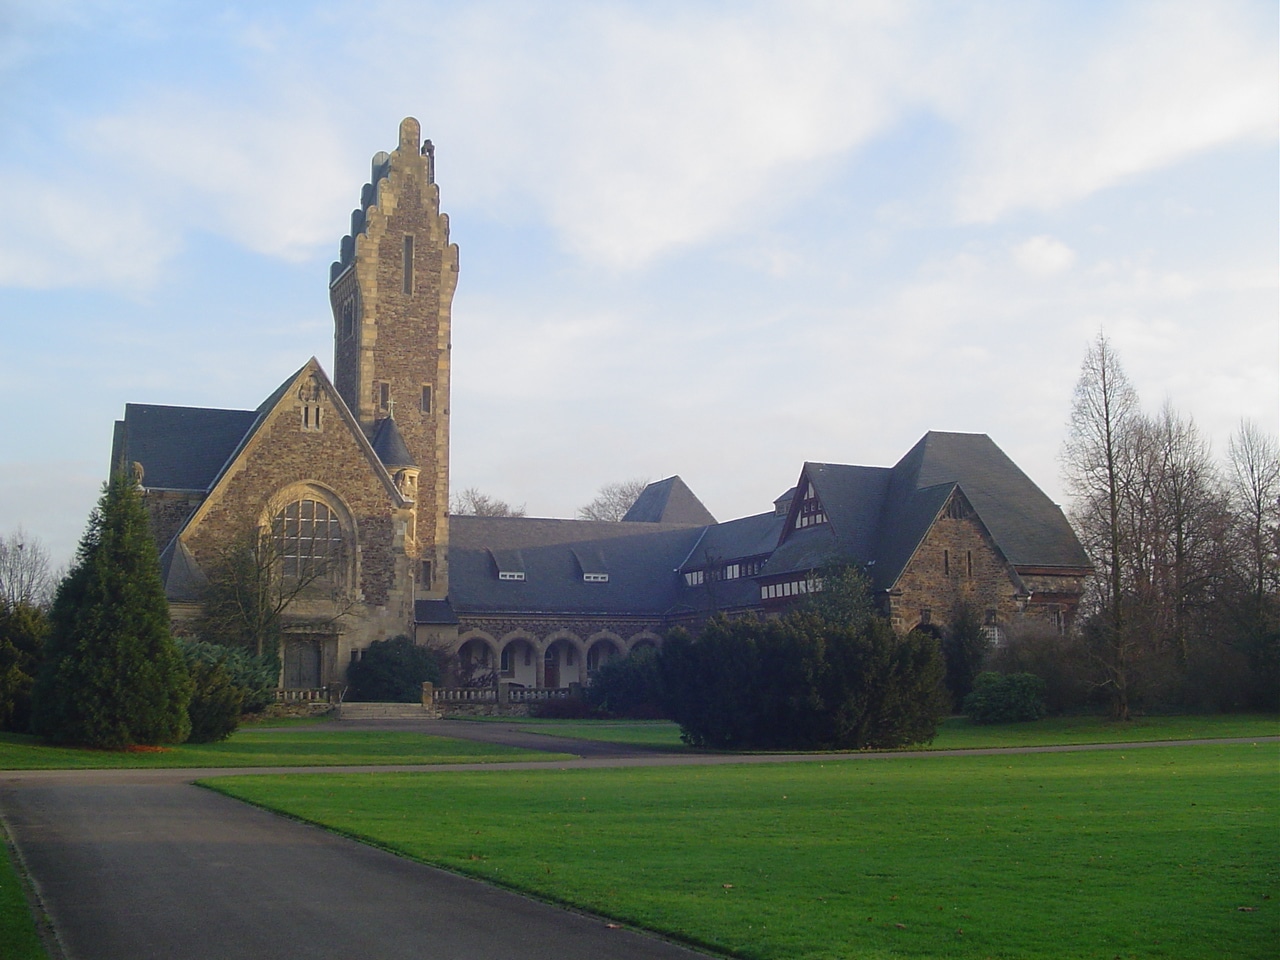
[623,476,717,525]
[370,417,416,468]
[171,359,405,543]
[884,432,1089,571]
[112,404,258,491]
[761,464,892,579]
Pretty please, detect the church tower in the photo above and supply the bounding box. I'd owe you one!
[330,117,458,598]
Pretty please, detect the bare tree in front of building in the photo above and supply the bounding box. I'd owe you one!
[195,527,354,661]
[577,478,650,521]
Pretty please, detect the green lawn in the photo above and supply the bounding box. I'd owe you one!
[0,728,569,770]
[0,828,48,960]
[498,713,1280,751]
[210,743,1278,960]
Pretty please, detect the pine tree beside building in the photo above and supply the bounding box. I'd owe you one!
[33,474,191,747]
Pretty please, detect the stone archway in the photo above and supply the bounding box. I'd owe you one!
[586,636,622,673]
[456,635,497,685]
[499,636,538,687]
[543,636,583,688]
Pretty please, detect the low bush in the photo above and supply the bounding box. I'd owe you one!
[177,638,279,741]
[963,671,1047,724]
[346,635,442,702]
[583,647,666,718]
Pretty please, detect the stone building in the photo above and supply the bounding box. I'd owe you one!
[111,118,1090,691]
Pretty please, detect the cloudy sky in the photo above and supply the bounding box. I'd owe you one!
[1,0,1276,569]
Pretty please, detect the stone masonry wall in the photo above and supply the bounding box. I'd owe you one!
[331,118,458,599]
[889,511,1020,632]
[180,366,415,670]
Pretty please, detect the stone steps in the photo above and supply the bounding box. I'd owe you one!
[338,701,440,720]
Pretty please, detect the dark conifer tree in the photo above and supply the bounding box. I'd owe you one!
[33,475,191,747]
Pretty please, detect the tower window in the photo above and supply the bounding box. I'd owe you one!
[420,559,432,586]
[421,384,432,414]
[967,551,973,576]
[943,550,950,576]
[403,236,414,295]
[375,381,390,413]
[341,298,355,339]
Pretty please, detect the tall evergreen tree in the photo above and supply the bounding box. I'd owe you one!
[33,475,191,747]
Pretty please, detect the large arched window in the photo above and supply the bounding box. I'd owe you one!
[272,497,344,582]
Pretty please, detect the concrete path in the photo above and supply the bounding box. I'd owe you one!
[2,726,1274,960]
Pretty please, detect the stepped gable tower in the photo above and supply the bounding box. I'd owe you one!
[330,117,458,598]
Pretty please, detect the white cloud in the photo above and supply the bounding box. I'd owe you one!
[0,170,176,289]
[89,94,352,261]
[946,0,1277,221]
[1013,235,1076,276]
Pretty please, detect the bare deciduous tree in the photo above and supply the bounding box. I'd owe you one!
[450,487,526,517]
[1226,419,1280,611]
[577,478,650,521]
[1062,333,1142,718]
[0,528,57,608]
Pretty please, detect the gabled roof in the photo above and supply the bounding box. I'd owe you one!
[370,417,416,468]
[171,359,406,543]
[113,404,259,491]
[623,476,717,525]
[884,432,1089,570]
[762,464,892,579]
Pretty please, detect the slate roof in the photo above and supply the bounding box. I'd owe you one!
[112,404,258,491]
[757,431,1089,591]
[158,538,208,603]
[414,598,459,625]
[370,417,416,468]
[678,511,784,573]
[449,515,705,616]
[622,476,717,525]
[884,432,1089,571]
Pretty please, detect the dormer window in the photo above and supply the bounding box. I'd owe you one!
[684,569,704,586]
[499,571,525,582]
[583,573,609,583]
[795,481,827,529]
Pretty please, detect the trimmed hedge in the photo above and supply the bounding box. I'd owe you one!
[963,671,1047,724]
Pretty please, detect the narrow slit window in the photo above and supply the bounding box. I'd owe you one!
[421,384,432,414]
[943,550,950,576]
[967,551,973,576]
[420,559,432,586]
[403,236,414,294]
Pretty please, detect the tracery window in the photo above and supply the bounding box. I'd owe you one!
[273,498,344,581]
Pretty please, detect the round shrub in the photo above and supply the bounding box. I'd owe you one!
[185,657,243,743]
[346,635,441,702]
[963,671,1047,724]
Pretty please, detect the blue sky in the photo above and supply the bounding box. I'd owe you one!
[1,0,1276,569]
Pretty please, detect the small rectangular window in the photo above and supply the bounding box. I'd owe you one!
[943,550,950,576]
[376,381,390,412]
[420,559,432,586]
[967,551,973,576]
[583,573,609,583]
[421,384,432,414]
[403,236,414,294]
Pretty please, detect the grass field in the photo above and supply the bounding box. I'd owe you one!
[0,728,569,770]
[0,828,48,960]
[500,713,1280,751]
[210,742,1278,960]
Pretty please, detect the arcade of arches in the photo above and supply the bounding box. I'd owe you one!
[453,630,661,688]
